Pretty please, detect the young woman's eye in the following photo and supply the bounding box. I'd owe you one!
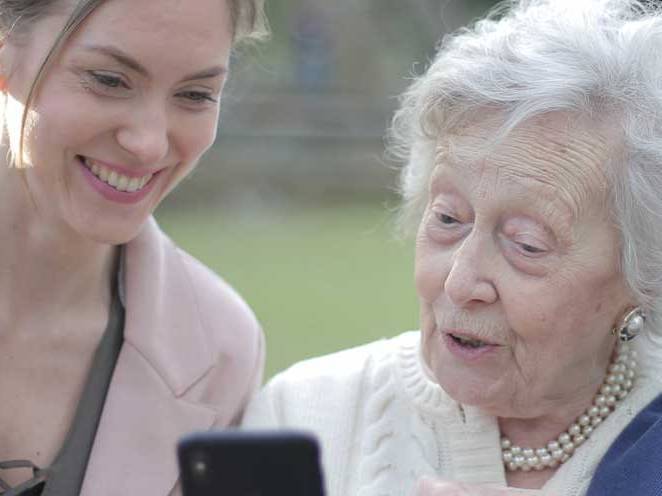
[176,90,218,104]
[88,71,128,89]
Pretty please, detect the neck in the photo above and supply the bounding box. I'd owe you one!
[500,353,614,450]
[498,403,593,450]
[498,339,620,450]
[0,163,118,331]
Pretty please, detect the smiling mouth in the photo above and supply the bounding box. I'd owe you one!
[78,156,154,193]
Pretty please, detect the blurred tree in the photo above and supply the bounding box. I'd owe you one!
[248,0,498,93]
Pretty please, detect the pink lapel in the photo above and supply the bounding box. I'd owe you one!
[81,218,218,495]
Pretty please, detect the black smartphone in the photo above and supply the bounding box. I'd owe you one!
[177,429,326,496]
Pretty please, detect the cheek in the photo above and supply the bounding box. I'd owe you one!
[175,114,218,162]
[158,118,218,198]
[503,270,623,347]
[28,90,104,157]
[504,275,577,330]
[419,300,441,373]
[414,238,449,303]
[171,121,216,173]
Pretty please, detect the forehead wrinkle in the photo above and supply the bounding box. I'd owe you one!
[439,112,614,212]
[437,142,577,208]
[429,152,580,246]
[496,146,583,220]
[481,159,576,236]
[499,173,576,243]
[432,148,577,243]
[487,124,611,220]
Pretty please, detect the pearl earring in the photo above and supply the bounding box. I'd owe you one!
[613,307,646,342]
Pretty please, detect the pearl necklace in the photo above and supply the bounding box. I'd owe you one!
[501,343,637,472]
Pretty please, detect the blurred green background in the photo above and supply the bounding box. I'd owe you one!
[157,0,496,379]
[157,204,417,378]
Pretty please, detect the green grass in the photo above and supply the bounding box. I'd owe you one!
[156,202,419,379]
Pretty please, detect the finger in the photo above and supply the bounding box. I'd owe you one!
[413,477,460,495]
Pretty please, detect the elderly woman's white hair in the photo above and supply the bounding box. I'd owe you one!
[390,0,662,372]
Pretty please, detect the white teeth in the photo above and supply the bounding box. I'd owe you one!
[126,178,141,193]
[116,175,129,191]
[107,171,119,188]
[82,157,153,193]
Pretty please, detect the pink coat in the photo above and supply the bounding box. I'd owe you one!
[79,217,265,495]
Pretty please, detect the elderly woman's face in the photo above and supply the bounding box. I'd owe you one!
[416,114,631,418]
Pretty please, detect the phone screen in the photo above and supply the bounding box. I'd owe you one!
[178,430,326,496]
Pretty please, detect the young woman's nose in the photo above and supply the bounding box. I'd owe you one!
[115,103,169,166]
[443,233,498,307]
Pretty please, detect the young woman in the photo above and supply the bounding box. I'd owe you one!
[0,1,267,494]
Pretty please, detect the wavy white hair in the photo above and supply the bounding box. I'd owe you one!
[390,0,662,370]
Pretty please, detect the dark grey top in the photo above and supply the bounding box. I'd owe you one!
[0,280,125,496]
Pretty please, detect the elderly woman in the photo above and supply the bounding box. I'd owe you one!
[243,1,662,494]
[0,0,266,494]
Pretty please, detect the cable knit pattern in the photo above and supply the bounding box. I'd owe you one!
[357,352,398,496]
[242,331,662,496]
[356,336,454,496]
[396,338,446,411]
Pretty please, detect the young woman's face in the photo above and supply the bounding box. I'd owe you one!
[2,0,233,243]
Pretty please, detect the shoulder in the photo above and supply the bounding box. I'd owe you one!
[172,243,264,389]
[243,331,419,426]
[242,332,422,495]
[124,219,264,419]
[277,330,417,384]
[176,245,261,344]
[141,219,264,358]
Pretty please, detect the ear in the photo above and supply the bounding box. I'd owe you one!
[0,40,16,95]
[0,41,7,93]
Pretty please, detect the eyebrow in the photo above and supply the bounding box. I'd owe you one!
[80,44,227,81]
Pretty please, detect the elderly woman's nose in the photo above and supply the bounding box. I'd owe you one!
[115,104,170,166]
[443,236,497,307]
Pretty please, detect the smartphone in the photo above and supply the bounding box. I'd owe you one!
[177,429,326,496]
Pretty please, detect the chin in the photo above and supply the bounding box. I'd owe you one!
[439,375,492,406]
[72,214,148,246]
[429,357,508,411]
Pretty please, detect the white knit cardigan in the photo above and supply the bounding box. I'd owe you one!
[242,331,662,496]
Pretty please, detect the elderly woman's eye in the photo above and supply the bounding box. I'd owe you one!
[436,213,459,225]
[518,242,546,254]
